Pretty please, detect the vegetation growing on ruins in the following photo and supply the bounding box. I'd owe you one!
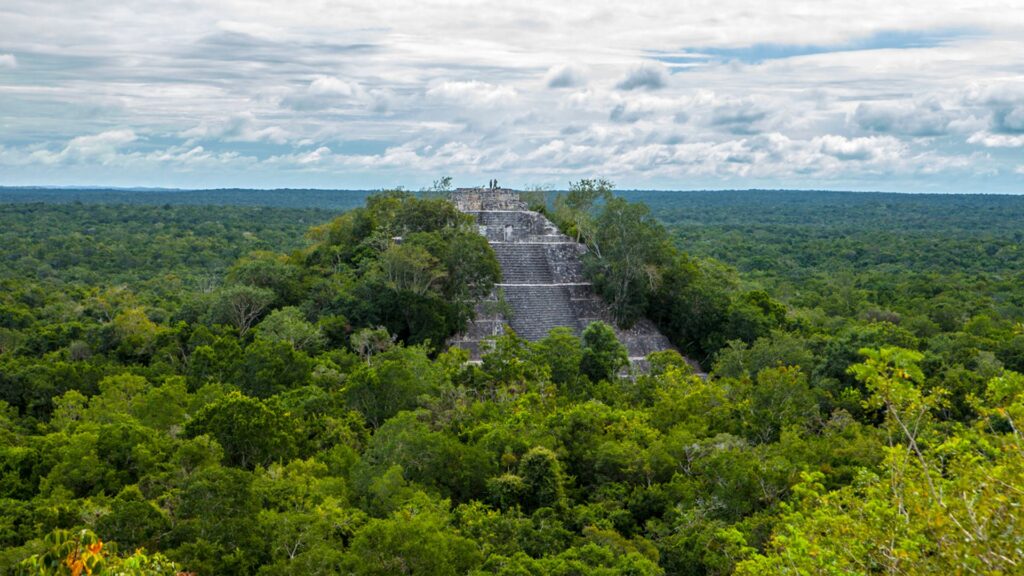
[1,187,1023,574]
[551,180,789,363]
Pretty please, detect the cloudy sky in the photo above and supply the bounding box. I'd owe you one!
[1,1,1023,192]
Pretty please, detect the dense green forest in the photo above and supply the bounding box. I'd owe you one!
[1,187,1022,575]
[0,188,372,210]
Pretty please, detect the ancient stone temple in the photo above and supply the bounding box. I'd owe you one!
[448,185,675,363]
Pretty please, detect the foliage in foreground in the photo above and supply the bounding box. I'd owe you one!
[15,528,180,576]
[737,349,1024,574]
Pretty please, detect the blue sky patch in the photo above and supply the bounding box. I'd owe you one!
[655,27,984,66]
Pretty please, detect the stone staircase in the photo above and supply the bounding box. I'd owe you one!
[448,186,679,366]
[502,285,581,340]
[492,243,554,284]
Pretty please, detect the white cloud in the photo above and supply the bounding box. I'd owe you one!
[853,98,953,137]
[609,103,648,124]
[426,80,516,107]
[993,105,1024,133]
[144,145,257,169]
[814,134,903,162]
[967,131,1024,148]
[180,112,291,144]
[307,76,359,98]
[545,65,585,89]
[962,82,1024,139]
[963,82,1024,106]
[0,54,16,68]
[27,129,138,165]
[280,76,392,113]
[709,98,774,135]
[295,146,332,165]
[616,64,667,91]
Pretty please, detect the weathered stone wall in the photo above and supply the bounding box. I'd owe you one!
[449,187,677,364]
[451,187,526,212]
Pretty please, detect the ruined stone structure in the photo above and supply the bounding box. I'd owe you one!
[448,186,676,363]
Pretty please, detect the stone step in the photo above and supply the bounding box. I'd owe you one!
[491,242,553,284]
[488,243,586,283]
[524,235,575,243]
[548,259,585,283]
[570,297,607,317]
[501,284,581,341]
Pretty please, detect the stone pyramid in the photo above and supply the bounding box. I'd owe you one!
[447,185,675,363]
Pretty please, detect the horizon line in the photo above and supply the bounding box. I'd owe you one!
[1,185,1022,197]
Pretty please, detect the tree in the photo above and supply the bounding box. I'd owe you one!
[715,290,788,349]
[553,179,613,245]
[95,485,170,552]
[711,331,814,380]
[586,197,671,326]
[343,496,482,576]
[580,322,628,383]
[376,244,446,297]
[737,352,1024,575]
[648,254,733,362]
[517,447,566,512]
[108,307,166,360]
[423,176,453,198]
[520,185,551,213]
[226,251,303,306]
[185,392,297,469]
[131,378,189,432]
[480,329,548,396]
[344,345,443,427]
[360,411,492,502]
[532,327,583,390]
[85,373,150,424]
[732,366,819,444]
[255,307,326,354]
[252,460,361,574]
[439,231,501,306]
[235,338,314,398]
[169,465,263,574]
[208,285,276,337]
[350,327,395,364]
